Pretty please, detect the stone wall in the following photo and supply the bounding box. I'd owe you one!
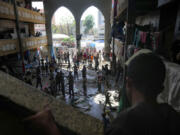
[0,71,104,135]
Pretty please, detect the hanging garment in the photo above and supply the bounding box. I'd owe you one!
[51,46,56,59]
[111,21,125,41]
[133,29,141,48]
[140,32,147,44]
[151,34,156,51]
[144,32,151,49]
[133,29,138,46]
[113,0,118,17]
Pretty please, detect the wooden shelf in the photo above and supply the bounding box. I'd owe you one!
[0,1,45,24]
[0,1,15,20]
[23,36,47,51]
[0,39,18,56]
[0,36,47,56]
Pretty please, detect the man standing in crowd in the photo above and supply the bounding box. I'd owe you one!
[105,64,110,88]
[67,52,70,64]
[82,65,86,79]
[45,61,49,76]
[82,65,87,96]
[83,77,87,97]
[68,71,74,98]
[74,64,78,80]
[95,57,99,71]
[60,71,65,98]
[36,66,42,89]
[104,91,112,111]
[67,56,71,71]
[50,78,56,96]
[97,71,102,93]
[56,72,61,94]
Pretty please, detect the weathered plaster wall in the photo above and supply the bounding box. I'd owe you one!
[0,71,103,135]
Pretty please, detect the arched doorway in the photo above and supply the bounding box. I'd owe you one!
[80,6,105,56]
[51,7,76,60]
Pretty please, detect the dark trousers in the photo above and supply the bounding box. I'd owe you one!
[83,80,87,96]
[69,86,74,97]
[105,100,112,109]
[61,83,65,97]
[56,82,60,93]
[36,80,42,89]
[51,86,56,96]
[98,83,101,92]
[95,64,98,71]
[74,72,78,80]
[83,85,87,96]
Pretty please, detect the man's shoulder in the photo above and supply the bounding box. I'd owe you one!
[105,103,180,135]
[115,103,180,123]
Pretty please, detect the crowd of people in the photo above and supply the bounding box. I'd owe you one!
[23,50,113,104]
[22,52,180,135]
[72,50,102,70]
[22,49,126,135]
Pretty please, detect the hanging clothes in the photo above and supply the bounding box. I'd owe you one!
[133,28,141,48]
[133,25,160,52]
[112,21,125,41]
[140,32,147,44]
[145,32,151,49]
[113,0,118,17]
[151,34,156,51]
[51,46,56,59]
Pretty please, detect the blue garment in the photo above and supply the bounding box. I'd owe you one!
[50,45,56,59]
[133,29,141,47]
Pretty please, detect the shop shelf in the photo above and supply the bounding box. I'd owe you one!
[0,1,45,24]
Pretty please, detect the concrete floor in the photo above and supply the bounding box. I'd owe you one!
[32,61,119,120]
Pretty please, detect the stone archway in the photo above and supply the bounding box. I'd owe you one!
[43,0,112,57]
[51,6,76,50]
[80,6,105,52]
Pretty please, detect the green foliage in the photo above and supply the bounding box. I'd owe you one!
[52,15,76,36]
[83,15,95,34]
[52,24,60,34]
[62,36,75,43]
[58,15,76,36]
[61,36,75,48]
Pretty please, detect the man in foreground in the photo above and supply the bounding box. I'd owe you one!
[106,53,180,135]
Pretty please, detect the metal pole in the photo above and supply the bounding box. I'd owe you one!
[112,35,115,73]
[119,0,136,109]
[123,0,136,87]
[112,0,117,74]
[13,0,25,73]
